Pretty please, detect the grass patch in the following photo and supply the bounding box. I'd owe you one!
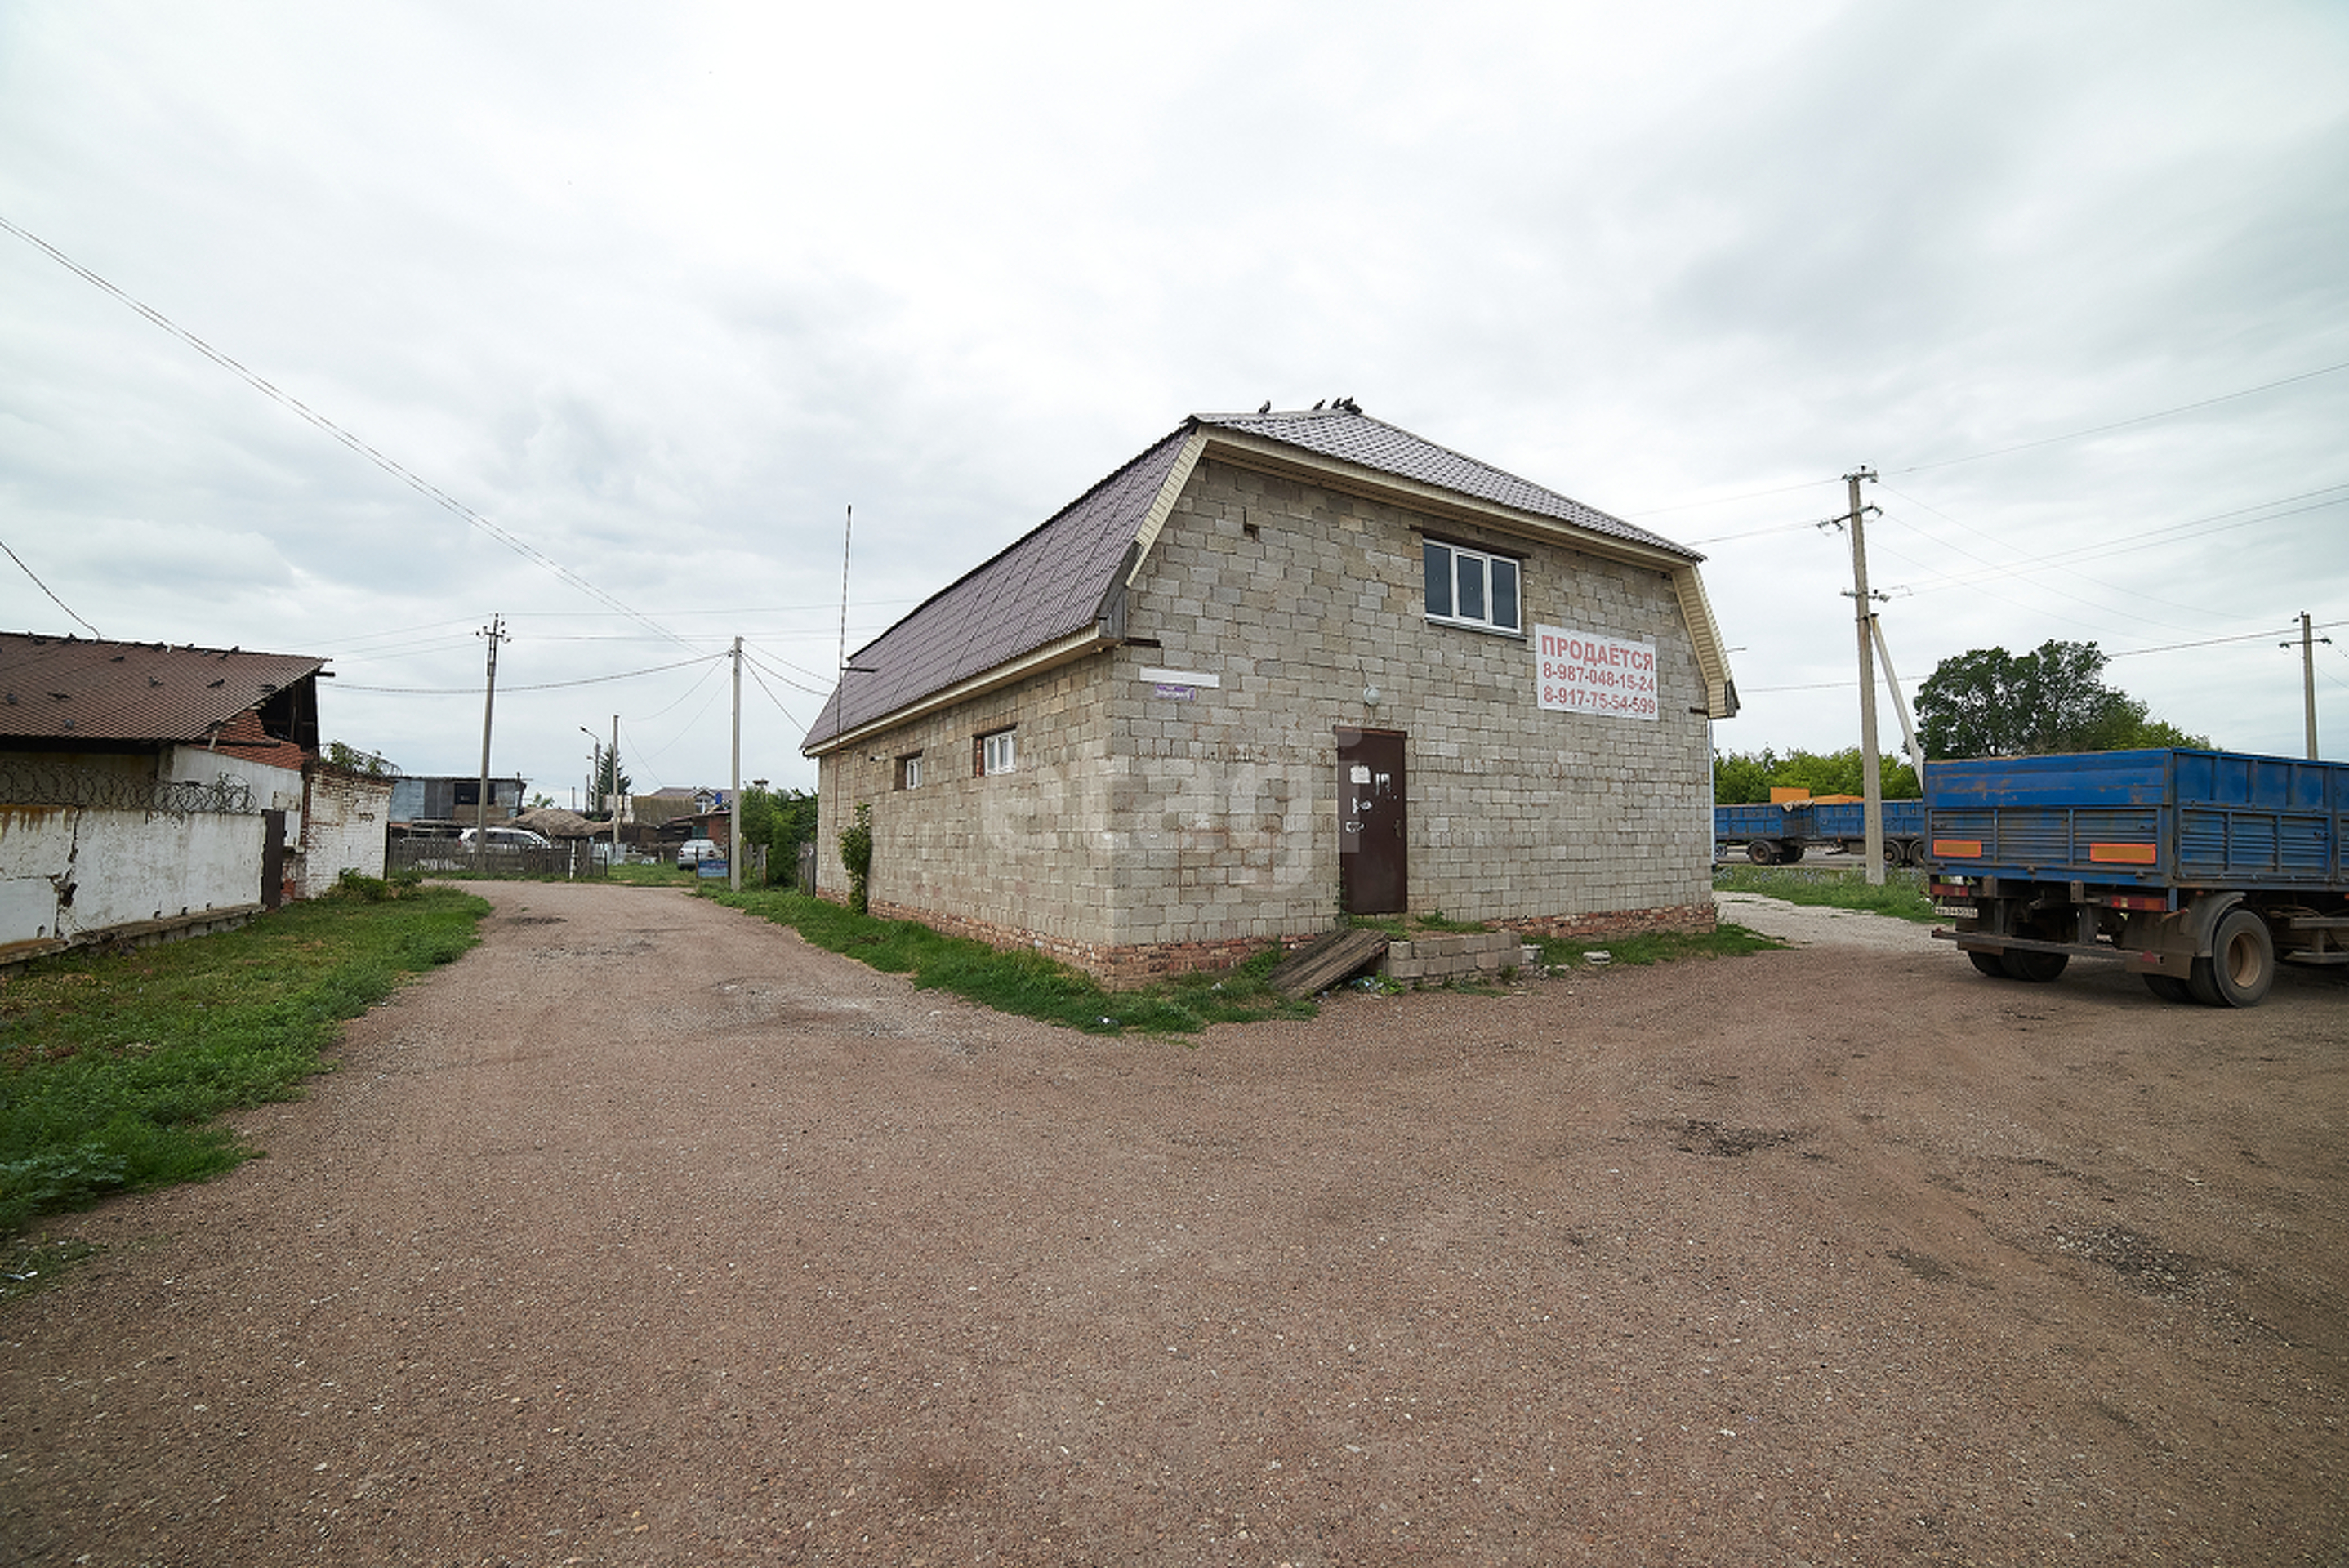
[707,888,1315,1036]
[1535,922,1785,969]
[0,882,489,1240]
[2,1235,99,1300]
[1714,863,1938,923]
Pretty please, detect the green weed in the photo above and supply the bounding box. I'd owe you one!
[1534,922,1785,969]
[0,888,489,1239]
[1713,864,1938,923]
[707,888,1314,1035]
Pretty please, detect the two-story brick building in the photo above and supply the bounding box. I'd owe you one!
[801,404,1738,982]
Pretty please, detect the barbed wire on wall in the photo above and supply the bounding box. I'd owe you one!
[0,760,258,814]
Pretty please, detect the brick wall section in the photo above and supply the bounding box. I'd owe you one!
[1383,930,1525,985]
[296,764,391,898]
[817,455,1716,981]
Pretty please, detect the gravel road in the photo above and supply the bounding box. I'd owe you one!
[4,880,2345,1566]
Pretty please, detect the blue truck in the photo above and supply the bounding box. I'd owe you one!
[1715,798,1929,866]
[1924,747,2349,1007]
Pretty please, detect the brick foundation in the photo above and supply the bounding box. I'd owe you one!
[859,896,1716,988]
[1503,903,1718,942]
[870,898,1322,987]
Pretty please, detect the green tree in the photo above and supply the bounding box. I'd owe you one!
[323,740,395,776]
[591,746,633,819]
[1713,746,1919,804]
[1915,640,2209,758]
[739,785,820,885]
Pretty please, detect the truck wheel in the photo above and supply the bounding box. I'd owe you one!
[1745,840,1778,865]
[2000,948,2069,982]
[2194,907,2275,1008]
[1882,840,1905,866]
[1968,951,2008,979]
[2142,973,2194,1004]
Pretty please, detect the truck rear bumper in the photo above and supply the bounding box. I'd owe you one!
[1936,927,2193,977]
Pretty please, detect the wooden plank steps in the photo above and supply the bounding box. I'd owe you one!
[1266,928,1389,999]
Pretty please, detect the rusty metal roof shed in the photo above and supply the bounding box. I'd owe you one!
[0,632,328,745]
[803,407,1704,755]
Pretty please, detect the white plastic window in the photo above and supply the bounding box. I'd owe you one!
[980,729,1017,776]
[1423,540,1521,634]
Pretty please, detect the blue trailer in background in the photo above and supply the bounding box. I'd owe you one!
[1924,747,2349,1007]
[1714,799,1928,865]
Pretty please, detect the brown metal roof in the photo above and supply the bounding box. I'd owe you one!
[0,632,327,744]
[1193,406,1696,558]
[800,408,1698,752]
[804,427,1190,748]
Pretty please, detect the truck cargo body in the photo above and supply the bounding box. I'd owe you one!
[1714,799,1927,865]
[1925,748,2349,1006]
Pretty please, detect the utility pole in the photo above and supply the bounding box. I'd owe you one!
[1841,470,1886,886]
[2284,611,2329,760]
[473,614,506,871]
[729,636,743,893]
[612,713,622,865]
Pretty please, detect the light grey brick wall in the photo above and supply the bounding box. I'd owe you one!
[1104,458,1714,939]
[814,453,1714,960]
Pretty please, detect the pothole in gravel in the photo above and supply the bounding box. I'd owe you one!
[1670,1120,1801,1158]
[1891,1248,1963,1283]
[2049,1223,2199,1295]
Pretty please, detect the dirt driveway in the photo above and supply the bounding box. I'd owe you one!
[5,882,2346,1566]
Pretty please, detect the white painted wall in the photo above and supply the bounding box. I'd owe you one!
[163,746,306,826]
[0,803,266,950]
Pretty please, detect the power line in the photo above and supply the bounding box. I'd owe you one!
[0,213,695,655]
[2106,621,2349,659]
[1630,358,2349,519]
[0,535,102,638]
[737,649,805,735]
[1892,359,2349,475]
[337,652,724,694]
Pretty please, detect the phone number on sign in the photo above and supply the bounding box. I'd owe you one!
[1540,660,1656,694]
[1541,685,1659,718]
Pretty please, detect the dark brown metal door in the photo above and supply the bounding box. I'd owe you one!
[1337,727,1406,915]
[261,809,286,911]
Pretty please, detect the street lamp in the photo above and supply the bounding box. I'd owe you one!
[579,726,600,817]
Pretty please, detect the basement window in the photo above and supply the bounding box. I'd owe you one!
[1423,539,1521,635]
[976,728,1017,777]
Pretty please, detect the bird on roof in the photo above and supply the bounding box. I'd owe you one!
[1257,400,1271,414]
[1312,399,1326,410]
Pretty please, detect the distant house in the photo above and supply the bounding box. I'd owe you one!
[387,773,527,833]
[802,405,1738,982]
[0,631,387,965]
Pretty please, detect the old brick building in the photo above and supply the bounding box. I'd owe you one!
[802,406,1739,982]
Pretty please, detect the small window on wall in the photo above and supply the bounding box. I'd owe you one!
[976,728,1017,777]
[896,753,924,791]
[1423,539,1521,635]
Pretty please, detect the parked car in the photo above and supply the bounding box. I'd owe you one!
[459,826,556,853]
[676,836,720,866]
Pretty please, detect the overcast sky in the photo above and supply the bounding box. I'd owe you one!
[4,2,2344,800]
